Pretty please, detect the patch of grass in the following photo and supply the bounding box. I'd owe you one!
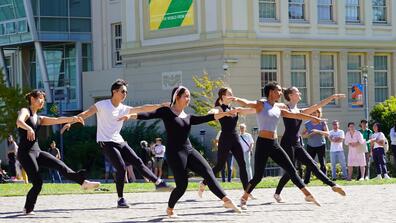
[1,177,395,197]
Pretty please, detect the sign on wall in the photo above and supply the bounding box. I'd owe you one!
[149,0,194,31]
[162,71,182,90]
[351,83,364,108]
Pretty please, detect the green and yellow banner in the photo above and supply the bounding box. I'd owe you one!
[149,0,194,31]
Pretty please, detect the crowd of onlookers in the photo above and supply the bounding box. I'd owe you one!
[215,117,396,183]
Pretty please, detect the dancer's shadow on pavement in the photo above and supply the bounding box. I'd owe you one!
[0,207,110,219]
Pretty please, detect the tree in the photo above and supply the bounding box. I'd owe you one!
[190,71,225,131]
[370,96,396,137]
[0,69,29,140]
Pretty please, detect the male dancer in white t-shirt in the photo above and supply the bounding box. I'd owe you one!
[62,79,172,208]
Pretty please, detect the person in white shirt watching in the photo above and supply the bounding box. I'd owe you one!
[390,121,396,174]
[153,138,166,178]
[238,123,254,181]
[328,120,347,180]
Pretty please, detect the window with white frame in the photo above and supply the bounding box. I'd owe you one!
[289,0,305,20]
[112,23,122,66]
[345,0,360,23]
[259,0,277,21]
[347,54,363,105]
[318,0,334,22]
[319,54,335,103]
[261,54,279,97]
[374,55,389,103]
[291,54,308,104]
[372,0,387,23]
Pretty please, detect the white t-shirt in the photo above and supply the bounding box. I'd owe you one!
[95,99,130,143]
[239,132,254,153]
[154,144,166,158]
[328,129,345,152]
[370,132,386,148]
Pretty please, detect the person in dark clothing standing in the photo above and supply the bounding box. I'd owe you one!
[48,141,62,183]
[7,135,17,178]
[119,86,242,217]
[16,90,100,215]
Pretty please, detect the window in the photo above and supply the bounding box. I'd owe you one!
[374,55,388,103]
[319,54,335,103]
[372,0,387,23]
[347,54,363,104]
[261,54,279,97]
[289,0,305,20]
[112,23,122,66]
[345,0,360,23]
[291,54,308,104]
[259,0,277,21]
[318,0,333,22]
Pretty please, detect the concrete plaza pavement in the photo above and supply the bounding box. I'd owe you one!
[0,184,395,222]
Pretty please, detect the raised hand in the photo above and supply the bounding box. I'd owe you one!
[60,123,71,134]
[74,116,85,125]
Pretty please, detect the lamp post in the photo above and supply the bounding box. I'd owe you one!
[48,80,70,161]
[361,66,370,122]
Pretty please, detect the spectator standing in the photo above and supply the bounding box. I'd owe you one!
[153,138,166,178]
[344,122,366,181]
[390,121,396,175]
[370,123,391,179]
[302,109,328,184]
[239,123,254,181]
[48,141,62,183]
[358,119,373,180]
[328,120,347,180]
[7,135,17,178]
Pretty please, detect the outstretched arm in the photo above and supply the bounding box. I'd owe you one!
[41,115,84,126]
[235,107,257,115]
[128,102,169,114]
[228,96,261,110]
[281,109,322,122]
[61,105,98,134]
[302,94,345,115]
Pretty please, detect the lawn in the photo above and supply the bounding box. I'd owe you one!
[1,177,395,197]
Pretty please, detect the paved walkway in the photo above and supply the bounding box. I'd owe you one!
[0,184,395,222]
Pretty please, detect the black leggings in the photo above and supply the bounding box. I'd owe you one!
[99,141,158,198]
[167,148,226,208]
[17,143,85,212]
[275,142,335,194]
[247,137,305,194]
[304,144,326,183]
[203,133,248,189]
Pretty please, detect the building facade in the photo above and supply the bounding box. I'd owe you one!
[0,0,92,163]
[84,0,396,135]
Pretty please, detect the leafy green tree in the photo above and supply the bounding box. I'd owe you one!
[190,71,225,131]
[0,69,29,140]
[370,96,396,137]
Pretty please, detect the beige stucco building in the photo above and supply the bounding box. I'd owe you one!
[83,0,396,141]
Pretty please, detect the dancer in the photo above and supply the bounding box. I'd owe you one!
[119,86,242,217]
[273,87,346,202]
[16,89,100,215]
[230,82,323,209]
[62,79,172,208]
[198,87,255,198]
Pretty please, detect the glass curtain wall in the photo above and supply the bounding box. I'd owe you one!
[0,0,31,45]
